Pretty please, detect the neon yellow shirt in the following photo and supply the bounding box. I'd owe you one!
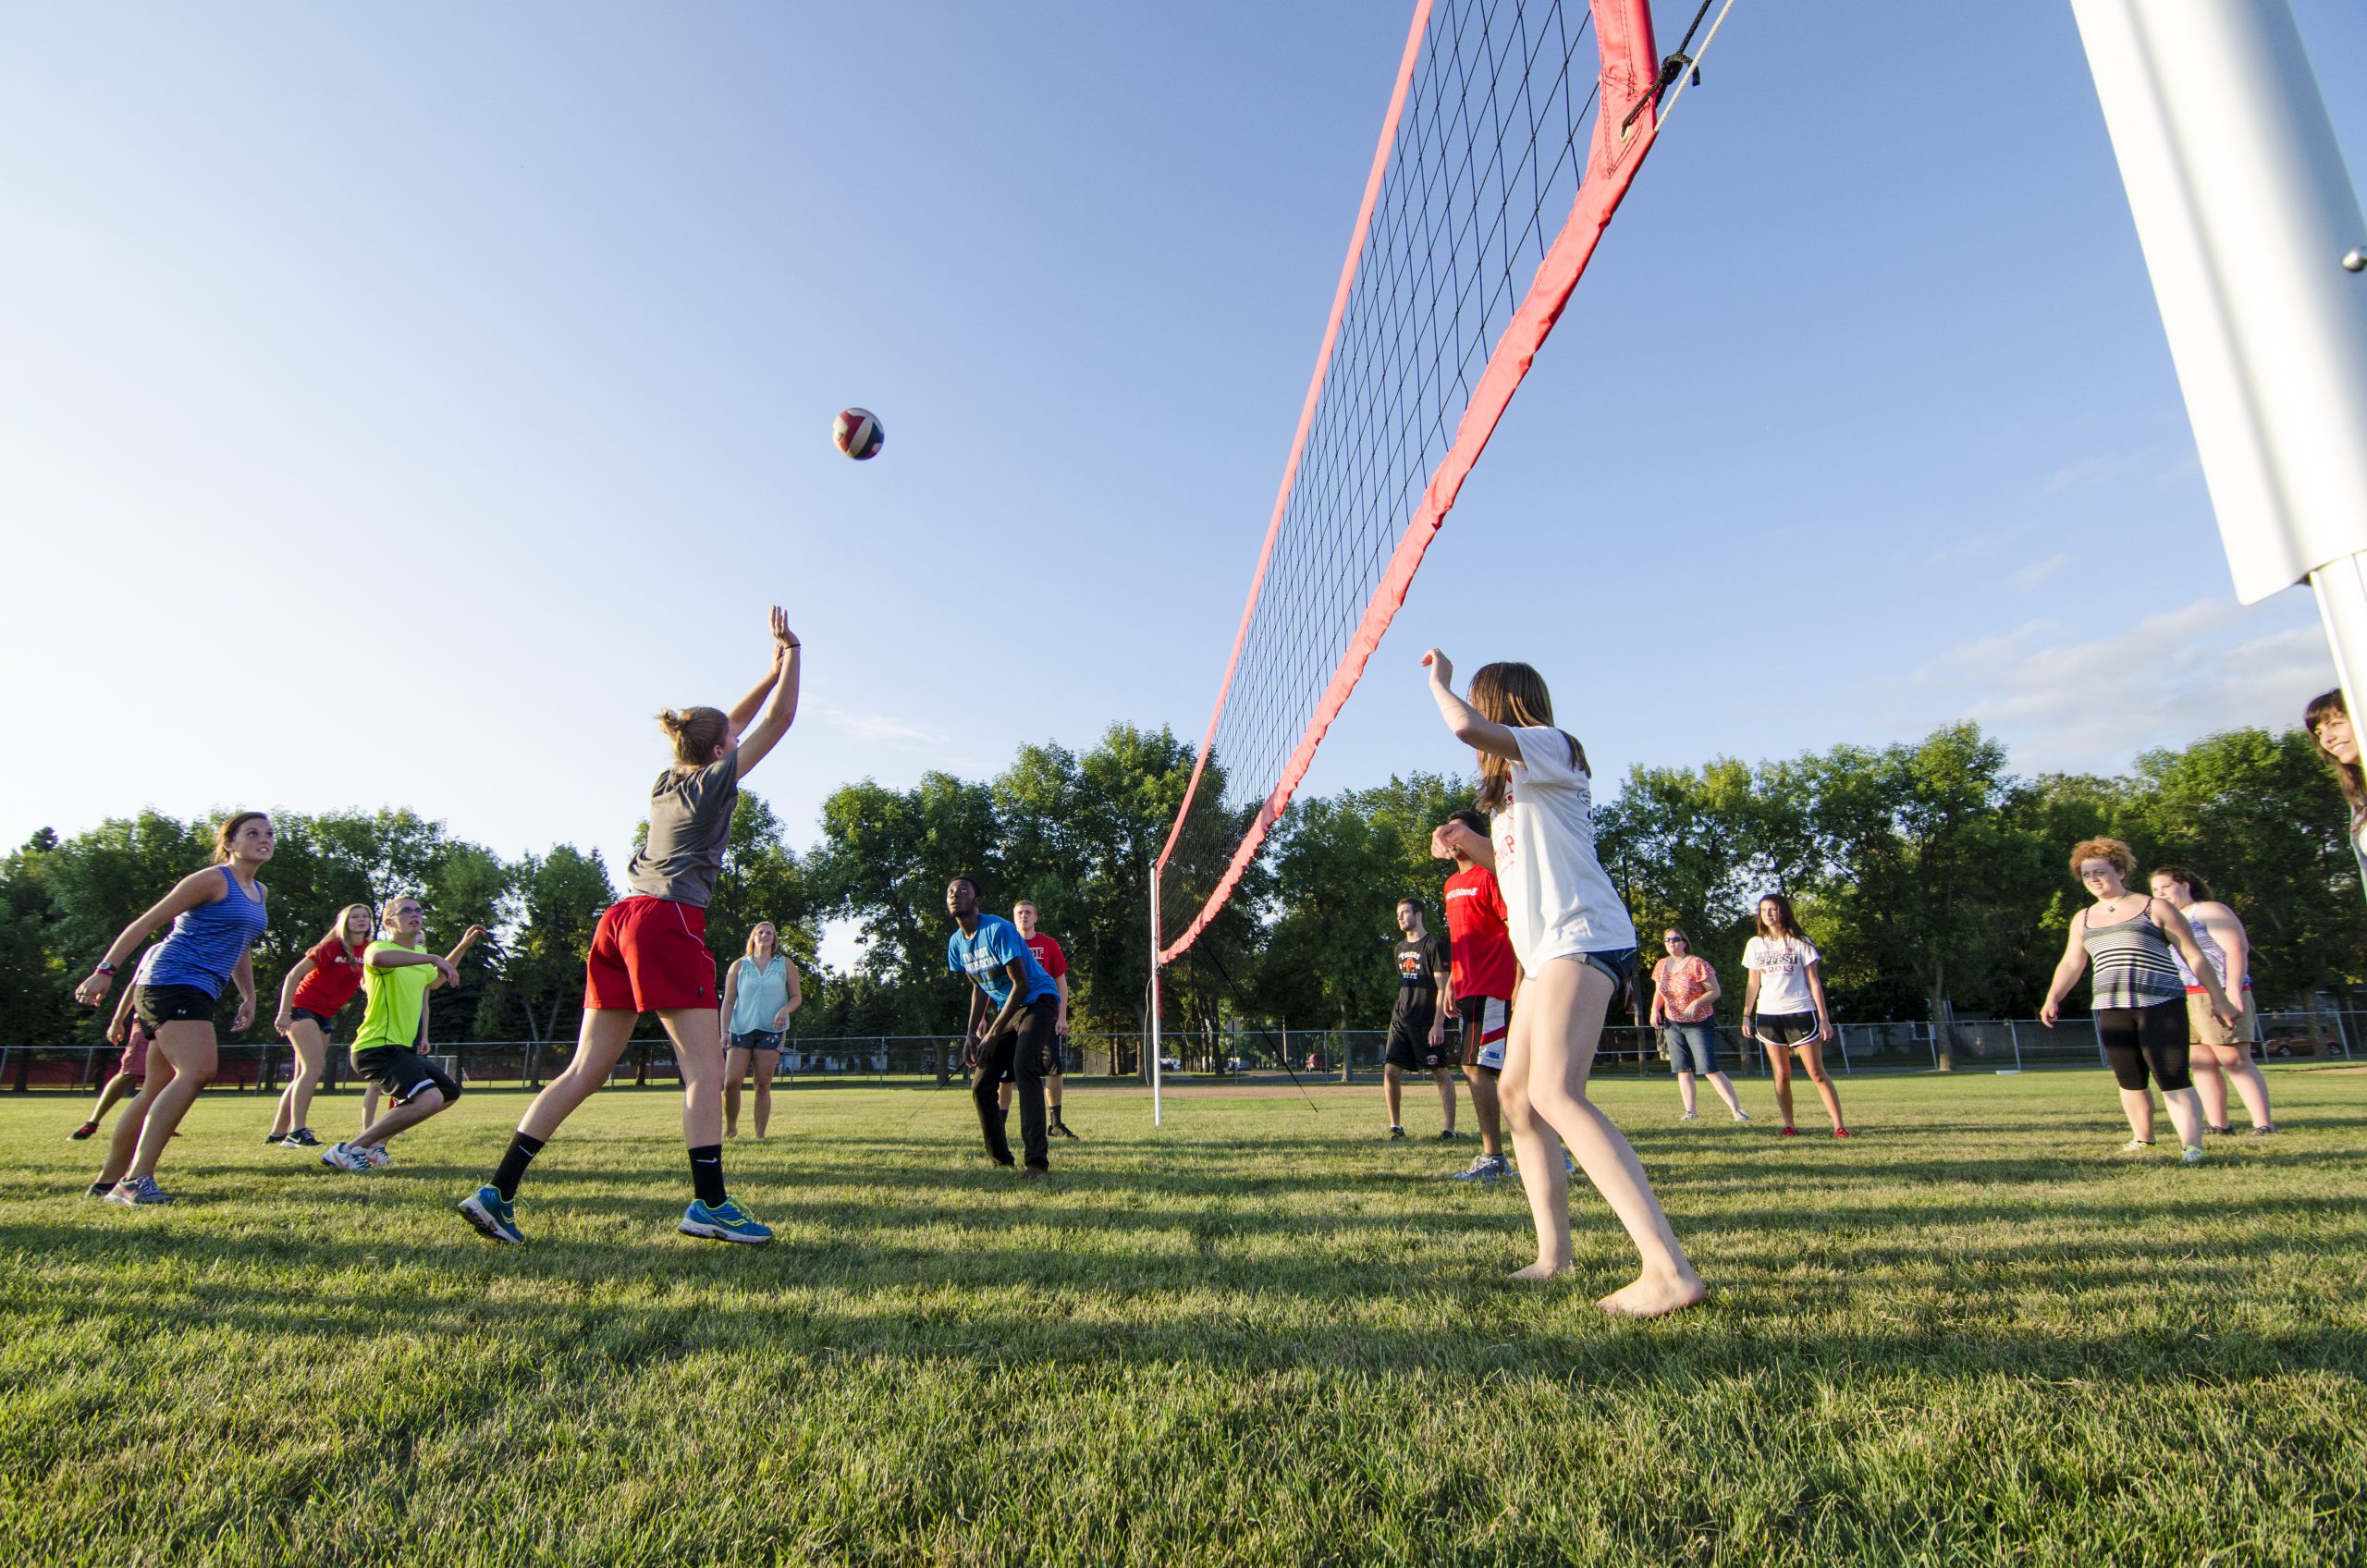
[352,938,435,1056]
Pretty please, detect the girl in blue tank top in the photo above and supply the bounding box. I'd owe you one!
[74,811,275,1206]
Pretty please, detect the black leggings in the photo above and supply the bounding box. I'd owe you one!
[2096,998,2192,1092]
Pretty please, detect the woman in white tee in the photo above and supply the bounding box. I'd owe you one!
[1424,648,1704,1317]
[1738,892,1848,1137]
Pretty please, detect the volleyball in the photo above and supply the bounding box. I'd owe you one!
[833,407,884,460]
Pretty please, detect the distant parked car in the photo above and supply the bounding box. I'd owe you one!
[1159,1056,1181,1072]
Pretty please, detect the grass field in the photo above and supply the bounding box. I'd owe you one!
[2,1067,2362,1567]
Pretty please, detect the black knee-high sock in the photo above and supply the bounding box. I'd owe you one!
[492,1133,545,1201]
[688,1144,727,1207]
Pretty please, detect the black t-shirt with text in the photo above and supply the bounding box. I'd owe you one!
[1392,934,1449,1023]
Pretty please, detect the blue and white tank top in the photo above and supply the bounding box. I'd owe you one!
[146,866,269,999]
[728,954,791,1035]
[2082,906,2182,1011]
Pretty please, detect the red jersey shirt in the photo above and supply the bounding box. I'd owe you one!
[288,936,368,1017]
[1441,865,1515,1001]
[1023,931,1068,980]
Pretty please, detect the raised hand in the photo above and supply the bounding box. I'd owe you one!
[1420,648,1454,689]
[770,605,799,651]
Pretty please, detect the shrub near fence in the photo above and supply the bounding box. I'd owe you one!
[1,1015,2351,1094]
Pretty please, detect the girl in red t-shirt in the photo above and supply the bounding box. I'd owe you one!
[269,904,374,1147]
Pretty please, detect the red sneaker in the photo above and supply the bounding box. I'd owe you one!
[1833,1128,1853,1139]
[67,1121,98,1140]
[1778,1126,1799,1138]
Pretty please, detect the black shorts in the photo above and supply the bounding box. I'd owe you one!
[1043,1035,1066,1075]
[351,1047,460,1105]
[1384,1011,1449,1072]
[729,1030,784,1053]
[1754,1012,1821,1047]
[2096,998,2192,1093]
[290,1006,337,1031]
[134,985,217,1030]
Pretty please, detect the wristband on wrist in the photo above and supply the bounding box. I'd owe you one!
[92,962,117,977]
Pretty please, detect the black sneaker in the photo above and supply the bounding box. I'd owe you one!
[285,1128,323,1148]
[1050,1121,1080,1141]
[263,1132,286,1145]
[1437,1128,1461,1142]
[1388,1125,1405,1141]
[2249,1122,2278,1137]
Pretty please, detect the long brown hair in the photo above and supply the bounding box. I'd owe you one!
[1468,662,1586,813]
[2306,688,2365,821]
[322,903,374,950]
[1753,892,1809,945]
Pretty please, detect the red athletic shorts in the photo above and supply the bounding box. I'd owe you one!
[583,896,717,1012]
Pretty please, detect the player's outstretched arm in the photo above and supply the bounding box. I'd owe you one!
[736,610,803,779]
[1421,649,1520,761]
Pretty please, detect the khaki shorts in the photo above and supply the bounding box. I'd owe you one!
[2186,992,2257,1051]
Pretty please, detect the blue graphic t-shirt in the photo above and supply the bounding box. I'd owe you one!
[947,914,1059,1008]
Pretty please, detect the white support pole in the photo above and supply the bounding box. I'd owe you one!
[2072,0,2367,701]
[1149,864,1164,1129]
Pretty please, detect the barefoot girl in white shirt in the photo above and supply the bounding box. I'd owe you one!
[1423,650,1704,1317]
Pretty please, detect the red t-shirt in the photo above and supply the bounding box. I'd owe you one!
[1024,931,1068,980]
[1441,865,1515,1000]
[288,936,368,1017]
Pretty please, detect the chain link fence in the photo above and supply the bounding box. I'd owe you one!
[2,1011,2353,1095]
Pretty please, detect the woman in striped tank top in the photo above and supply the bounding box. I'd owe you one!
[2040,838,2237,1163]
[72,812,275,1204]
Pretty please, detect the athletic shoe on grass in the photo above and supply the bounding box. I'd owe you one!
[458,1186,522,1244]
[2120,1139,2154,1153]
[320,1143,371,1172]
[1678,1112,1699,1121]
[1050,1121,1081,1141]
[679,1198,773,1245]
[1732,1110,1753,1123]
[286,1128,322,1147]
[69,1121,98,1141]
[83,1182,111,1198]
[1778,1127,1799,1138]
[2181,1145,2206,1165]
[105,1175,172,1206]
[1018,1166,1049,1182]
[1450,1154,1510,1183]
[2249,1122,2277,1137]
[263,1132,287,1145]
[2205,1124,2235,1136]
[1388,1126,1405,1141]
[360,1144,392,1169]
[1833,1128,1853,1139]
[1437,1128,1461,1142]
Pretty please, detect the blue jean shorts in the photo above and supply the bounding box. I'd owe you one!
[1662,1022,1719,1075]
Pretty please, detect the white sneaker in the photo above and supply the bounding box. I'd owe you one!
[320,1143,371,1172]
[2119,1139,2154,1154]
[1677,1111,1699,1121]
[2180,1145,2206,1165]
[1732,1109,1752,1123]
[359,1144,392,1169]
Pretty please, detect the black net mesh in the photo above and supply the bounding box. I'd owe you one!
[1159,0,1613,956]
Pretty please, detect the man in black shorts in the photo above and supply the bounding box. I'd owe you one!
[1382,897,1456,1140]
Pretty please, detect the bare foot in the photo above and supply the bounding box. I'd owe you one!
[1597,1270,1708,1318]
[1511,1260,1570,1282]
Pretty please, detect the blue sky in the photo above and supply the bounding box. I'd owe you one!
[4,1,2362,962]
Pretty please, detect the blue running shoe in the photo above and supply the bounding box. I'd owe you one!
[105,1174,172,1206]
[680,1197,773,1245]
[458,1185,523,1244]
[1450,1154,1510,1182]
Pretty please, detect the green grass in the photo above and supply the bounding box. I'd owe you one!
[2,1068,2362,1566]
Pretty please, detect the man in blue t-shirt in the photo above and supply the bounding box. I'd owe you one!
[945,875,1061,1175]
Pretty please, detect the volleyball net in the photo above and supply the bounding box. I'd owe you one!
[1154,0,1703,963]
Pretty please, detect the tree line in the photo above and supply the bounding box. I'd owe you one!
[2,719,2357,1054]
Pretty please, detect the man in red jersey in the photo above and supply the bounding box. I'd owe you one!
[1434,809,1516,1182]
[1010,900,1078,1140]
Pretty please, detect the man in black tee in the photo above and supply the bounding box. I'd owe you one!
[1382,896,1457,1140]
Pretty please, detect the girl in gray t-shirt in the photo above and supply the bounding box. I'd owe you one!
[459,606,804,1248]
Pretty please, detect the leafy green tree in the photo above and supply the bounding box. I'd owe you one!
[501,845,615,1047]
[0,830,74,1047]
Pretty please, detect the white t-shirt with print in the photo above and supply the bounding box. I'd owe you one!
[1743,936,1821,1015]
[1489,726,1636,974]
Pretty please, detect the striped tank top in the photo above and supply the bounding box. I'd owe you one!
[146,866,269,999]
[2081,905,2182,1011]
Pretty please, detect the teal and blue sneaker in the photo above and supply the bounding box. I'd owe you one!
[680,1197,773,1245]
[457,1185,523,1245]
[104,1174,172,1206]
